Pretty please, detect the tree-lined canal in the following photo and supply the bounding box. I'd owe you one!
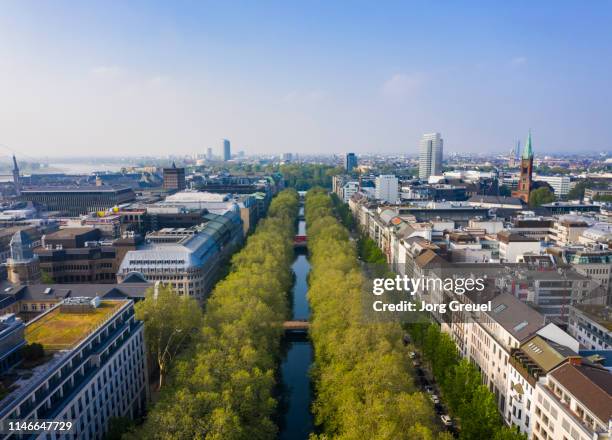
[278,204,313,439]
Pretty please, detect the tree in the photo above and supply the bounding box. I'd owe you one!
[105,416,134,440]
[593,194,612,203]
[442,359,480,412]
[132,190,299,438]
[22,342,44,361]
[458,385,501,440]
[135,284,202,389]
[498,185,511,197]
[529,187,554,207]
[40,270,54,284]
[567,179,596,200]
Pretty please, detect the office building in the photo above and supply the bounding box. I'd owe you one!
[419,132,443,179]
[117,212,243,301]
[568,305,612,350]
[222,139,231,161]
[0,313,25,373]
[19,186,136,216]
[0,298,148,440]
[206,147,213,161]
[512,131,535,204]
[281,153,293,162]
[34,228,139,284]
[345,153,357,172]
[535,175,571,197]
[163,162,186,191]
[375,175,399,204]
[158,191,242,216]
[497,231,541,263]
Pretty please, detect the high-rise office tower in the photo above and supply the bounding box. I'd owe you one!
[345,152,358,172]
[222,139,231,161]
[419,132,444,180]
[375,175,399,204]
[207,147,213,161]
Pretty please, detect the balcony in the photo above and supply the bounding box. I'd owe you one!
[509,350,540,387]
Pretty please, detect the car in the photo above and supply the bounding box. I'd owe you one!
[440,415,452,426]
[408,351,416,359]
[424,385,434,394]
[429,394,440,404]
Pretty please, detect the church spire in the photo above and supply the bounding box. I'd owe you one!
[12,155,21,196]
[522,130,533,159]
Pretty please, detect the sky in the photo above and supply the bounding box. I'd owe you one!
[1,1,611,158]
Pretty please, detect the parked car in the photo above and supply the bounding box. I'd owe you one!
[440,415,452,426]
[424,385,434,394]
[408,351,416,359]
[429,394,440,404]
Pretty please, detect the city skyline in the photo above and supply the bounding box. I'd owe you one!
[1,2,612,157]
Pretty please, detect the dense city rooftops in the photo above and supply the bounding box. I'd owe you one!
[514,335,578,373]
[497,230,540,243]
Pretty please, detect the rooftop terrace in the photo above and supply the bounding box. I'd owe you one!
[25,301,123,351]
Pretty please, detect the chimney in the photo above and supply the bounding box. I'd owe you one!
[568,357,582,366]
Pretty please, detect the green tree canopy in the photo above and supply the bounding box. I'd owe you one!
[135,284,202,388]
[529,187,555,207]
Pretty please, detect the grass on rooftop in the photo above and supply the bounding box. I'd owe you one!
[25,301,122,351]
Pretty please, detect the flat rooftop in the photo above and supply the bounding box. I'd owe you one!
[573,304,612,331]
[25,301,124,351]
[21,186,131,193]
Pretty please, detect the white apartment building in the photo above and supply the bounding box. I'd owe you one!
[532,362,611,440]
[375,175,399,204]
[341,181,360,203]
[506,333,580,437]
[455,293,547,413]
[419,132,444,179]
[549,219,590,245]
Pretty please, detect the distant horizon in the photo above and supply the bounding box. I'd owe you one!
[2,146,611,164]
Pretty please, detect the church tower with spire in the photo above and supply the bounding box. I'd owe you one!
[512,131,534,203]
[12,155,21,196]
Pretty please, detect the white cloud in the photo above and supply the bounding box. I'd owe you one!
[381,73,423,97]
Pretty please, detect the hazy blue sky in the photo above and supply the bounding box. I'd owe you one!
[1,1,611,157]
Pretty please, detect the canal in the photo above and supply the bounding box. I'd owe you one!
[278,205,313,439]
